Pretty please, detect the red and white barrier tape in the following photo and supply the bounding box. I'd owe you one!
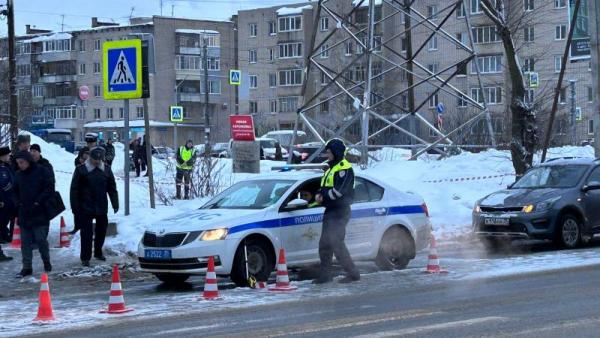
[422,173,514,184]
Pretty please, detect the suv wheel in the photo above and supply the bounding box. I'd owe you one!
[556,214,581,249]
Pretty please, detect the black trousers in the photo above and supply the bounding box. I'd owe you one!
[21,225,50,269]
[0,207,11,241]
[318,206,359,277]
[176,168,192,199]
[135,159,146,177]
[80,214,108,262]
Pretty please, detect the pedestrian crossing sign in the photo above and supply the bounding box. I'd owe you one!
[170,106,184,123]
[229,69,241,86]
[103,39,143,100]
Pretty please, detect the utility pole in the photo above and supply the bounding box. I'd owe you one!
[202,36,210,158]
[591,0,600,156]
[570,80,577,145]
[5,0,18,148]
[403,0,417,154]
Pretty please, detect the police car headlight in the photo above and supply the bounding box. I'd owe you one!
[199,228,228,241]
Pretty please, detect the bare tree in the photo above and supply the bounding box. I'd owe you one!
[481,0,537,177]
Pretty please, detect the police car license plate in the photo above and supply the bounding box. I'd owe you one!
[145,249,171,260]
[484,217,510,226]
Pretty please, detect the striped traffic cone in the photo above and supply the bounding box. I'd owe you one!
[58,216,71,248]
[269,248,297,292]
[34,273,55,322]
[202,256,221,300]
[100,265,133,314]
[424,235,448,274]
[9,219,21,249]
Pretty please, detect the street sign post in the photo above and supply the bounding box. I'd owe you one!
[102,39,144,216]
[436,102,445,114]
[528,72,539,88]
[229,69,241,86]
[170,106,184,123]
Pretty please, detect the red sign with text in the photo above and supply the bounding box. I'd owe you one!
[230,115,256,141]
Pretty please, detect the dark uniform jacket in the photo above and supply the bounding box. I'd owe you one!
[70,160,119,216]
[12,163,54,228]
[0,162,15,211]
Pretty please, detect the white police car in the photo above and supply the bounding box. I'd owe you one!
[138,171,432,286]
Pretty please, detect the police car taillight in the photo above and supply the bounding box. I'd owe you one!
[421,203,430,217]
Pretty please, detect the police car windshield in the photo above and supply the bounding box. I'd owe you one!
[202,180,295,209]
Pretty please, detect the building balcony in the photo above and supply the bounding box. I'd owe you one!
[36,51,77,63]
[38,74,77,84]
[54,118,80,129]
[180,93,202,102]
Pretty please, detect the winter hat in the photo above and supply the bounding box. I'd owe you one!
[0,146,10,157]
[90,147,106,161]
[16,134,31,145]
[30,144,41,153]
[85,132,98,143]
[15,150,34,163]
[325,138,346,162]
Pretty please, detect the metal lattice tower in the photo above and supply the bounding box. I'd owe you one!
[289,0,496,167]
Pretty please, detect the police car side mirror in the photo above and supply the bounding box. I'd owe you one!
[284,199,309,210]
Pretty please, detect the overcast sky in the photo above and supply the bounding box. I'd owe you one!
[1,0,307,36]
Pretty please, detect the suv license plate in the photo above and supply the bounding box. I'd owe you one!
[484,217,510,226]
[145,249,172,260]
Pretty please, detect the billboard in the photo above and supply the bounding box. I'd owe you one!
[568,0,591,61]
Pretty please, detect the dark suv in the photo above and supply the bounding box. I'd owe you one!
[473,158,600,249]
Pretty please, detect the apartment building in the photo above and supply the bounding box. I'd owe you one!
[1,16,236,147]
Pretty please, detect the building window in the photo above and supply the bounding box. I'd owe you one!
[94,108,101,119]
[320,71,328,85]
[136,106,144,119]
[457,94,468,107]
[471,87,503,104]
[79,63,86,75]
[373,36,382,52]
[79,107,86,120]
[428,93,439,108]
[472,26,500,44]
[33,85,44,98]
[202,80,221,94]
[16,42,31,55]
[94,39,101,51]
[427,63,439,75]
[427,5,438,20]
[471,55,502,74]
[268,21,277,35]
[42,39,71,52]
[589,119,594,135]
[457,62,467,76]
[554,55,563,73]
[278,69,303,86]
[523,57,535,72]
[401,37,408,52]
[16,64,31,77]
[320,17,329,31]
[119,107,124,119]
[471,0,482,14]
[268,48,274,61]
[456,2,466,18]
[588,86,593,102]
[555,0,566,8]
[279,96,299,112]
[427,35,438,50]
[94,85,101,97]
[345,41,353,56]
[355,65,365,82]
[524,26,534,42]
[320,44,330,58]
[278,15,302,32]
[524,0,534,11]
[249,23,258,37]
[106,108,114,119]
[249,50,257,63]
[525,89,535,104]
[78,40,86,52]
[555,25,567,40]
[93,62,101,74]
[250,75,258,89]
[278,42,302,58]
[249,101,258,114]
[269,73,277,87]
[320,100,329,113]
[270,100,277,113]
[456,32,468,48]
[559,87,567,104]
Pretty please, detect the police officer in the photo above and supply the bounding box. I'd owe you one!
[313,139,360,284]
[74,133,99,167]
[0,146,14,261]
[175,140,196,199]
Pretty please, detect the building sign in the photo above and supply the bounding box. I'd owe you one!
[569,0,591,61]
[230,115,255,141]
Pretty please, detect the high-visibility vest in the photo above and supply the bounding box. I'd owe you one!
[320,159,352,188]
[177,146,195,170]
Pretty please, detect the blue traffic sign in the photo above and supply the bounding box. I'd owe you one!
[229,69,241,86]
[436,102,445,114]
[170,106,184,123]
[103,39,142,100]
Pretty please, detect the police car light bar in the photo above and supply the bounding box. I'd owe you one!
[271,164,328,172]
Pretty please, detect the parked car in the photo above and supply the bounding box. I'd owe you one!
[473,157,600,250]
[138,170,431,286]
[153,146,175,160]
[211,142,230,158]
[258,138,288,161]
[261,130,307,148]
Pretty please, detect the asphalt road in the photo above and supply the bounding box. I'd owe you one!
[23,263,600,338]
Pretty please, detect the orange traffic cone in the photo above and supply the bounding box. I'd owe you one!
[424,235,448,274]
[100,265,133,314]
[269,248,297,292]
[34,273,55,322]
[58,216,71,248]
[9,219,21,249]
[202,256,221,300]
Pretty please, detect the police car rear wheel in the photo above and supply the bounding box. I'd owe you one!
[230,239,274,287]
[375,227,412,271]
[154,273,190,284]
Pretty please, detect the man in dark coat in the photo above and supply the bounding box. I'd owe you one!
[0,146,14,261]
[70,147,119,266]
[10,134,31,172]
[132,138,146,177]
[12,150,54,277]
[312,138,360,284]
[104,139,116,166]
[30,144,55,180]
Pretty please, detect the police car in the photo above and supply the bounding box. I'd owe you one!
[138,170,432,286]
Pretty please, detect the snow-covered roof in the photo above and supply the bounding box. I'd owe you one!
[263,130,307,136]
[46,128,72,134]
[176,29,219,35]
[276,5,313,16]
[84,120,201,128]
[352,0,383,7]
[75,22,154,33]
[22,32,72,43]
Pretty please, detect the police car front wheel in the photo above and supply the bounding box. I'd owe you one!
[230,238,275,288]
[375,226,412,270]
